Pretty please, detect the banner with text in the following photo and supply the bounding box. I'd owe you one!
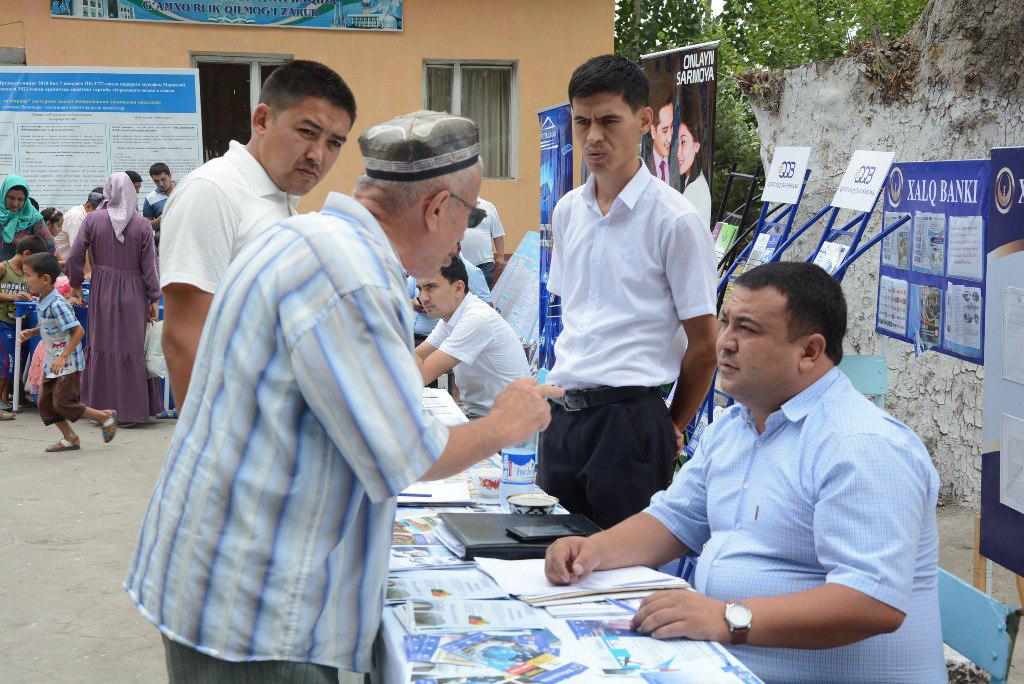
[537,103,572,372]
[980,146,1024,578]
[50,1,402,31]
[875,159,990,363]
[642,42,718,230]
[0,66,202,210]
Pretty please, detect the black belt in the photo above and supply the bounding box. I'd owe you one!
[552,385,661,412]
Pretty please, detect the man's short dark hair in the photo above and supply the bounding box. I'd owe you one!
[125,170,143,184]
[24,252,61,282]
[86,186,105,207]
[259,60,357,123]
[15,234,50,256]
[734,261,847,364]
[568,54,649,112]
[439,256,469,293]
[149,162,170,177]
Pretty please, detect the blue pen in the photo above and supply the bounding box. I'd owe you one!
[605,597,637,614]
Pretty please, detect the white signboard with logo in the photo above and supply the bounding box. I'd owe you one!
[831,150,896,213]
[761,146,812,205]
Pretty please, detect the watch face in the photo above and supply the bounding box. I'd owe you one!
[725,602,753,628]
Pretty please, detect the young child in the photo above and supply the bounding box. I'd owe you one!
[18,252,117,451]
[0,235,51,419]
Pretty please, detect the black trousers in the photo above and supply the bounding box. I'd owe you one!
[538,390,677,529]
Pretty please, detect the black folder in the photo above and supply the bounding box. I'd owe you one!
[437,513,602,560]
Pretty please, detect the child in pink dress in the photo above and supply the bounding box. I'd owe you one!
[25,275,71,395]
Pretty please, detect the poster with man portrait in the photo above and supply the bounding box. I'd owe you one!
[641,42,719,230]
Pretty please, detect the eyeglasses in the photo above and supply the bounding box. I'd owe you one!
[448,193,487,229]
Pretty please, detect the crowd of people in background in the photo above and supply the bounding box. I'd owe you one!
[0,147,521,433]
[0,162,176,435]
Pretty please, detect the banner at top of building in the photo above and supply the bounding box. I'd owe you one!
[641,41,719,230]
[50,0,403,32]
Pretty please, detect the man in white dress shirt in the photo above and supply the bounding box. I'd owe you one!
[414,257,529,417]
[159,60,356,404]
[542,54,719,528]
[460,197,505,288]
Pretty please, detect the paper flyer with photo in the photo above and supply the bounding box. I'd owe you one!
[946,214,984,281]
[440,631,586,682]
[912,211,947,274]
[391,546,473,572]
[406,634,490,667]
[400,600,547,634]
[908,284,943,355]
[878,276,909,337]
[387,571,508,604]
[881,211,912,269]
[408,662,507,683]
[394,516,443,546]
[566,620,736,674]
[811,241,850,276]
[943,283,982,358]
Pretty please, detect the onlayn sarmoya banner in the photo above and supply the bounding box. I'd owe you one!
[641,41,718,230]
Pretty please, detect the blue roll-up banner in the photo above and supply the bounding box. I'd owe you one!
[537,103,572,371]
[980,147,1024,578]
[876,159,990,363]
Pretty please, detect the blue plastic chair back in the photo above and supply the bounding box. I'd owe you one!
[838,354,888,408]
[939,568,1020,683]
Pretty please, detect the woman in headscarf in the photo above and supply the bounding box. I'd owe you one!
[0,175,53,263]
[67,172,161,426]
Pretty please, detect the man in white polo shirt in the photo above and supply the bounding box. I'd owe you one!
[541,54,718,529]
[414,257,529,417]
[460,196,505,288]
[159,60,356,403]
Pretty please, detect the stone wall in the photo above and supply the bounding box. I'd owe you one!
[740,0,1024,505]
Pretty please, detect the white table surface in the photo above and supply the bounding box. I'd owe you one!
[370,390,761,683]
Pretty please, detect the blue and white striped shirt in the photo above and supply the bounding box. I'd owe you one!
[646,368,945,683]
[124,193,449,671]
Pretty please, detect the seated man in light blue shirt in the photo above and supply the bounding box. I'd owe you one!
[545,261,945,683]
[407,242,491,344]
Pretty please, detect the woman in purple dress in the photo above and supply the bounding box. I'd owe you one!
[67,172,161,426]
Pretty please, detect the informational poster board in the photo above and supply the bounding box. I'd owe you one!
[0,67,202,210]
[50,0,402,32]
[980,146,1024,578]
[875,160,990,362]
[761,146,811,205]
[641,42,718,229]
[537,103,572,371]
[492,232,541,360]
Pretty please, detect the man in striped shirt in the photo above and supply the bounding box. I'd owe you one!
[125,111,561,682]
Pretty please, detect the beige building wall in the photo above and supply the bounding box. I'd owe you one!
[3,0,613,250]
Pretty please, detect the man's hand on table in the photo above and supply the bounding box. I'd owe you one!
[545,536,603,585]
[631,589,729,643]
[488,378,564,444]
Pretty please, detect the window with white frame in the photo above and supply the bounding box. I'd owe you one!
[191,54,291,161]
[424,61,518,180]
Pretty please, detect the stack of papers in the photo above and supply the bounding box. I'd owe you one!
[422,388,468,426]
[396,599,547,634]
[390,546,474,572]
[475,558,689,606]
[386,570,509,603]
[399,482,474,507]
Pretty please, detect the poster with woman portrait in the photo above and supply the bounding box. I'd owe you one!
[641,42,719,230]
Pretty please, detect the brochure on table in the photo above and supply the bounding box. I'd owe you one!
[875,159,990,362]
[980,147,1024,579]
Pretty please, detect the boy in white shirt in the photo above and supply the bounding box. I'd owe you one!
[414,257,529,417]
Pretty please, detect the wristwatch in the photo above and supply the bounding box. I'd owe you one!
[724,602,753,645]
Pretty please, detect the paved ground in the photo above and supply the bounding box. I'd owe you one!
[1,411,1022,682]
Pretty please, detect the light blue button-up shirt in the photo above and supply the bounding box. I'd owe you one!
[646,368,945,683]
[124,193,449,672]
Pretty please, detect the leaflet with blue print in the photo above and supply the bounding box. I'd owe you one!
[567,620,762,680]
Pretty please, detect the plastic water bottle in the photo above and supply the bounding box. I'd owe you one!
[500,433,538,504]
